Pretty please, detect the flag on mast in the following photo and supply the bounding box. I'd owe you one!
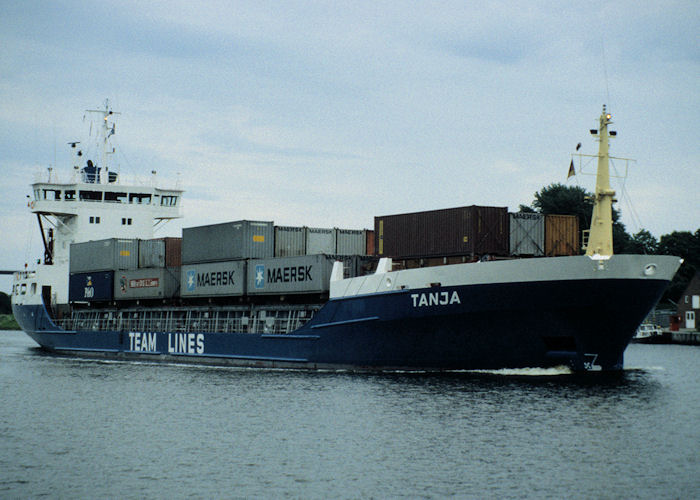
[567,159,575,179]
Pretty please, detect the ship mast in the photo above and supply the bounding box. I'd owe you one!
[85,99,120,184]
[585,106,616,257]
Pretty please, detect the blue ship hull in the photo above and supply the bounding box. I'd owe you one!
[13,276,671,371]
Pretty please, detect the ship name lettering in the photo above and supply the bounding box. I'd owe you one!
[267,265,312,283]
[410,291,461,307]
[167,333,205,354]
[128,332,157,352]
[197,270,235,288]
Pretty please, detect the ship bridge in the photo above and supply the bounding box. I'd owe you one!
[30,167,183,265]
[30,176,183,220]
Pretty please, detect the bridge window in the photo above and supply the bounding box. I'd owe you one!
[104,191,127,203]
[161,195,178,206]
[129,193,152,204]
[42,189,61,200]
[79,190,102,201]
[65,190,76,200]
[89,216,101,224]
[121,218,132,225]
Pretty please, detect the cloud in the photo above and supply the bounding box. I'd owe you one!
[0,0,697,291]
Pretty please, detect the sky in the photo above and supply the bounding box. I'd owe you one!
[1,1,698,292]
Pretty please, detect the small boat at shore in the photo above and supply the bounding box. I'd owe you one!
[631,323,667,344]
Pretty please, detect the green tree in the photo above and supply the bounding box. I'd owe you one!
[0,292,11,314]
[658,230,700,304]
[526,183,593,229]
[625,229,659,254]
[612,220,633,255]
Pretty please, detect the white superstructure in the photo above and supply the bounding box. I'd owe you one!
[12,100,183,308]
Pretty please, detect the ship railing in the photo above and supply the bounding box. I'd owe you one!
[61,306,320,335]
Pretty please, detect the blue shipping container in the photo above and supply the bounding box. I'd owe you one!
[69,271,114,302]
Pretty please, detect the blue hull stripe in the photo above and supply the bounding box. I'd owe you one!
[311,316,380,329]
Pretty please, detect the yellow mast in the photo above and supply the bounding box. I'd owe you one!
[585,106,616,256]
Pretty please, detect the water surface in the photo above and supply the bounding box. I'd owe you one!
[1,331,698,498]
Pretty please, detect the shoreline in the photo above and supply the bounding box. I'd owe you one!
[0,314,20,330]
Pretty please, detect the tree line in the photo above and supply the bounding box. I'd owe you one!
[520,183,699,305]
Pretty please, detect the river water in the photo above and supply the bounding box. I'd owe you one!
[1,330,698,499]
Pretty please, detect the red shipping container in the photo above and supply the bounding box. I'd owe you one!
[375,206,509,259]
[365,230,375,256]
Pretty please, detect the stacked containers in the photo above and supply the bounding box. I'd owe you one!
[179,220,270,298]
[69,238,139,302]
[182,220,274,263]
[509,213,545,256]
[246,254,335,295]
[375,206,509,259]
[545,215,580,256]
[70,238,185,301]
[272,226,372,257]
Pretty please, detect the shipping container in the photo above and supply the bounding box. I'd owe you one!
[336,229,366,256]
[306,227,337,254]
[69,271,114,302]
[366,230,375,256]
[138,239,165,268]
[247,254,335,295]
[182,220,274,264]
[274,226,306,257]
[375,206,509,259]
[135,238,182,268]
[70,239,139,273]
[509,212,545,256]
[114,267,180,300]
[162,237,182,267]
[335,254,378,278]
[180,260,246,297]
[545,214,580,256]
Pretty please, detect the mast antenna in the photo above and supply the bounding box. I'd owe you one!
[85,99,121,184]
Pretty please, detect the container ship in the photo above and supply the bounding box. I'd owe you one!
[11,102,682,371]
